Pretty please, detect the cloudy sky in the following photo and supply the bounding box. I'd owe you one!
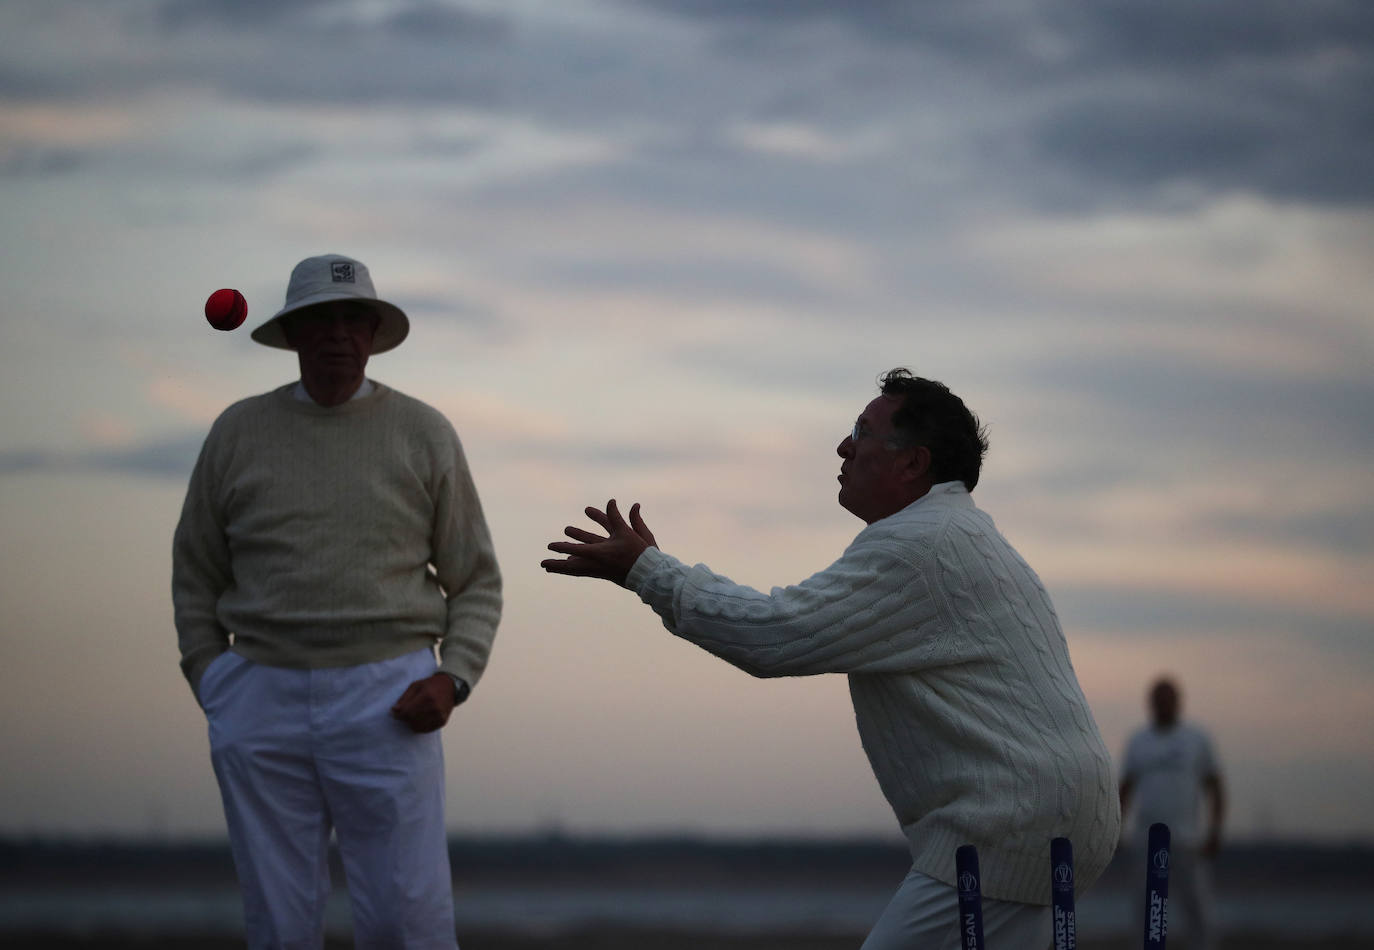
[1,0,1371,843]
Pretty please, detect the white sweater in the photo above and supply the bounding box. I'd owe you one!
[626,482,1119,904]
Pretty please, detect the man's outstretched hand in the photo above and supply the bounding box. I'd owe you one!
[542,499,657,586]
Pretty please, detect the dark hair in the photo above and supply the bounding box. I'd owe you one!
[879,367,989,491]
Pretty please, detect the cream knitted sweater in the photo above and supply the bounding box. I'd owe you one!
[173,382,502,700]
[626,482,1119,904]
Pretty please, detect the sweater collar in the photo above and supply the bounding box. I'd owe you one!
[292,377,375,405]
[882,480,971,522]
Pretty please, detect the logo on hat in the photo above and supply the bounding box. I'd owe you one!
[331,261,355,283]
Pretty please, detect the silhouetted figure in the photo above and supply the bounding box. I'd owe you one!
[542,368,1120,949]
[173,254,502,949]
[1120,676,1226,950]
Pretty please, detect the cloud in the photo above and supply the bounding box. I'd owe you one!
[9,0,1364,217]
[1058,585,1373,654]
[0,433,204,479]
[2,0,512,107]
[1029,73,1374,204]
[155,0,508,40]
[627,0,1374,207]
[630,0,1374,68]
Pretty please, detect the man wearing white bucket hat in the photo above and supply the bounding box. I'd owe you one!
[174,254,502,949]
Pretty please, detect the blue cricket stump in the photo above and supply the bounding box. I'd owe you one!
[955,844,986,950]
[1142,822,1171,948]
[1050,836,1076,950]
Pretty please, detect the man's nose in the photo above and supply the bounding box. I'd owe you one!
[837,436,853,458]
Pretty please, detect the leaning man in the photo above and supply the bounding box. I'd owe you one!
[173,254,502,949]
[543,369,1118,948]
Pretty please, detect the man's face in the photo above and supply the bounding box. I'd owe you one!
[1149,681,1180,728]
[836,394,916,524]
[284,303,379,381]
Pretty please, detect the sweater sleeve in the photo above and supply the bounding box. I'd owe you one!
[171,425,233,702]
[625,541,972,677]
[430,432,503,689]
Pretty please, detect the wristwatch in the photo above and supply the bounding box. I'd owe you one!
[446,673,470,706]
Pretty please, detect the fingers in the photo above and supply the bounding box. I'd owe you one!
[540,556,612,579]
[392,676,454,733]
[391,681,422,713]
[544,499,649,586]
[547,540,597,556]
[605,498,630,532]
[629,502,657,547]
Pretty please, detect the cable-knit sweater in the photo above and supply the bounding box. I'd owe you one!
[626,482,1119,904]
[172,381,502,701]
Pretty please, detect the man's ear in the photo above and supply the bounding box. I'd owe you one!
[901,445,933,483]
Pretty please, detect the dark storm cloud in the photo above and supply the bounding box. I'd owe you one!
[7,0,1371,208]
[3,0,511,107]
[631,0,1374,67]
[1046,1,1374,70]
[164,1,512,108]
[628,0,1374,206]
[1029,64,1374,204]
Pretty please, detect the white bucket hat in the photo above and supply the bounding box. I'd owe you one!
[251,254,409,354]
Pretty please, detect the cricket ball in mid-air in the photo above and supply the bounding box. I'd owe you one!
[205,288,248,331]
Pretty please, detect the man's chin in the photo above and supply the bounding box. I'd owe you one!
[836,489,860,520]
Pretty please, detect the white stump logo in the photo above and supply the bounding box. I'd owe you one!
[1152,848,1170,872]
[330,261,356,283]
[958,871,978,893]
[1054,906,1076,950]
[964,913,979,948]
[1054,862,1073,886]
[1148,893,1162,941]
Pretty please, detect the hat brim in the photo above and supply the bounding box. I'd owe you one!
[250,294,409,354]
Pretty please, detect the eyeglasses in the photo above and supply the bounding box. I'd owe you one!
[851,421,911,449]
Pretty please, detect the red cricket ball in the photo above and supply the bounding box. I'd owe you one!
[205,288,248,331]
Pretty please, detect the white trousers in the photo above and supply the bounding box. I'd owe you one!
[200,647,458,950]
[862,867,1052,950]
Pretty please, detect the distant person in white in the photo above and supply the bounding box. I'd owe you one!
[541,368,1120,950]
[1120,676,1226,950]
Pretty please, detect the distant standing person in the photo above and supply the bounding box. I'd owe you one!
[173,254,502,949]
[1120,676,1226,950]
[541,368,1120,949]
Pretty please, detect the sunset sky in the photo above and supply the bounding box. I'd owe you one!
[2,0,1371,843]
